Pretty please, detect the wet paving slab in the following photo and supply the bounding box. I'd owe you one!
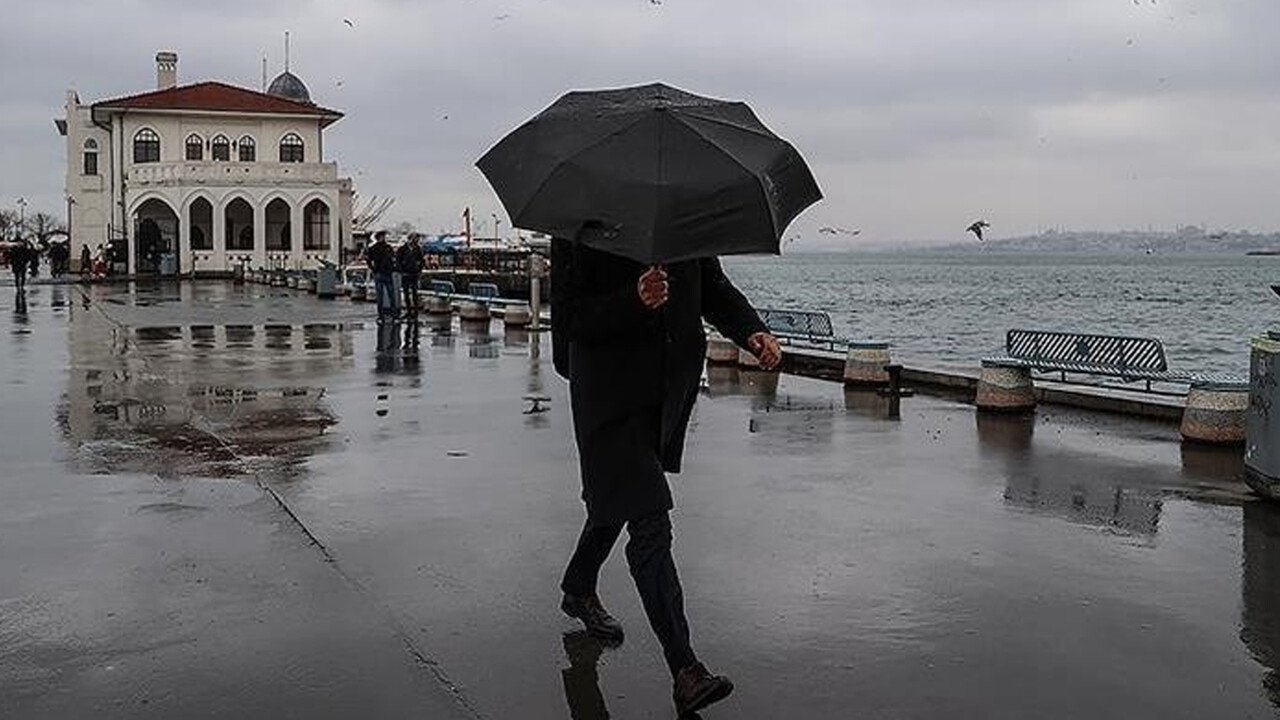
[4,280,1280,718]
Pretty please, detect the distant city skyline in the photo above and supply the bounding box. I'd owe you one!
[3,0,1279,249]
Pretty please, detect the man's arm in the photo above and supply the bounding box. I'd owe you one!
[701,257,782,370]
[700,257,767,347]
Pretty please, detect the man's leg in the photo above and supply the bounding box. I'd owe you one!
[561,518,626,641]
[562,519,623,598]
[624,512,696,677]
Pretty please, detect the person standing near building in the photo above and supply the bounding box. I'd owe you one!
[366,230,399,323]
[80,245,92,279]
[396,233,426,317]
[10,239,30,292]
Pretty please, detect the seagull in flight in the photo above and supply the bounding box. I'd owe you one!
[818,226,861,236]
[966,220,990,241]
[343,18,354,27]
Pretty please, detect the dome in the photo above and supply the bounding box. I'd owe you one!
[267,71,312,104]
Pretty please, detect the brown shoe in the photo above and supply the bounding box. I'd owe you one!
[561,593,625,643]
[673,661,733,715]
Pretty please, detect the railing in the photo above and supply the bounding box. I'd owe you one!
[128,161,340,185]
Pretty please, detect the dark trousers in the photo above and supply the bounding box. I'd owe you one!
[401,273,420,311]
[561,511,697,677]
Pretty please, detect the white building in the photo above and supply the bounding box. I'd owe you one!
[55,51,354,276]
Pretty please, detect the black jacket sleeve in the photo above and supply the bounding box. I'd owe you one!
[700,256,767,348]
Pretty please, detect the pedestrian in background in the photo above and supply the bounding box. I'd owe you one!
[366,230,399,323]
[10,239,30,292]
[397,233,426,317]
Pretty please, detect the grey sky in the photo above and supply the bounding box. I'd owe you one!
[3,0,1278,248]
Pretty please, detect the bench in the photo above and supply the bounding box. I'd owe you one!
[426,279,456,295]
[987,329,1243,393]
[468,282,500,300]
[757,308,845,351]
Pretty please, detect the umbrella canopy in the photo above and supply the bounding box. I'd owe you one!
[476,83,822,264]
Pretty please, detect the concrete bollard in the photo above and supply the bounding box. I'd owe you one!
[424,295,452,315]
[503,304,532,328]
[706,334,739,365]
[1247,332,1280,498]
[458,301,490,323]
[1181,381,1248,445]
[976,359,1037,413]
[844,342,892,386]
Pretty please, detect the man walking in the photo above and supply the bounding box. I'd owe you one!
[552,234,782,717]
[366,230,398,323]
[10,239,30,292]
[396,233,426,317]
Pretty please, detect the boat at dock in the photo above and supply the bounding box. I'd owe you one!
[420,237,549,301]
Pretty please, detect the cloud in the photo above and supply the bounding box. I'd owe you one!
[3,0,1279,246]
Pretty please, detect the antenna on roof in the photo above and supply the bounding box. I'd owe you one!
[261,54,267,91]
[284,31,291,72]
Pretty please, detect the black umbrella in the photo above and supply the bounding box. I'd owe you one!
[476,83,822,264]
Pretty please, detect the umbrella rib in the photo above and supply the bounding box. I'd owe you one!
[670,114,780,237]
[674,106,779,141]
[508,114,653,225]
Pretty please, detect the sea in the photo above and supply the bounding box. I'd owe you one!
[721,252,1280,377]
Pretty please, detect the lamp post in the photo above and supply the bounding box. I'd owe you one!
[493,213,502,241]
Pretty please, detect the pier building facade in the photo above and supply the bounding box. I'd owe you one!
[55,51,354,275]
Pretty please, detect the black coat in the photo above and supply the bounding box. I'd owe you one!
[551,238,766,524]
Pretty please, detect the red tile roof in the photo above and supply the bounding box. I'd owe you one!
[94,81,343,121]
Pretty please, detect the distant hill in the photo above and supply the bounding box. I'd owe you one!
[931,226,1280,254]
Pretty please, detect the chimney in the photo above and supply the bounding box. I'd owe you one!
[156,51,178,90]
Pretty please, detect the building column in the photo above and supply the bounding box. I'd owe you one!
[290,201,304,269]
[252,201,267,270]
[328,193,340,265]
[126,205,136,276]
[178,204,192,276]
[213,201,227,272]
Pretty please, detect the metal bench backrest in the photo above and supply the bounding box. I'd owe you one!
[1006,329,1168,373]
[469,282,500,299]
[427,280,456,294]
[758,308,835,342]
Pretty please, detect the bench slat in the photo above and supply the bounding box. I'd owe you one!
[758,308,835,340]
[1007,329,1168,372]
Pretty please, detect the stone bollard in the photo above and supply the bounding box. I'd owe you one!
[1181,380,1248,445]
[1247,332,1280,498]
[706,334,739,365]
[424,295,452,315]
[458,301,490,323]
[844,342,892,386]
[975,359,1037,413]
[503,303,532,328]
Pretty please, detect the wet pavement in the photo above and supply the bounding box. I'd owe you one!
[3,280,1280,718]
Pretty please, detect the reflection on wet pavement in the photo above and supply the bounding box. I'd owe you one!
[8,280,1280,718]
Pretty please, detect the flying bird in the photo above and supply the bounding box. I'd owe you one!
[818,226,861,236]
[494,13,511,20]
[343,18,354,27]
[966,220,990,241]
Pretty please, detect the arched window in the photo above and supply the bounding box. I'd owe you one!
[133,128,160,163]
[82,138,99,176]
[211,135,230,161]
[185,134,203,161]
[238,135,256,162]
[279,133,304,163]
